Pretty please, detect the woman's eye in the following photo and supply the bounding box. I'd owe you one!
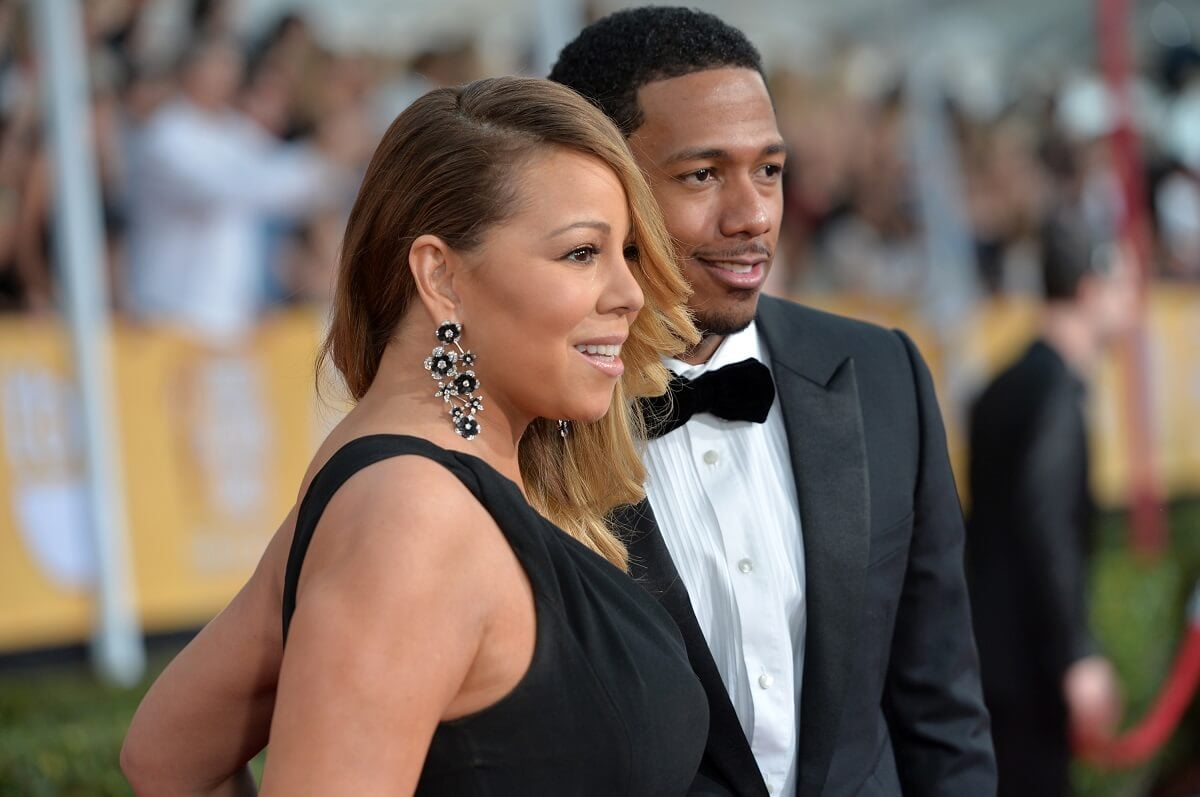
[623,243,640,262]
[566,245,598,264]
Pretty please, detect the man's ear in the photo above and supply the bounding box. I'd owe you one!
[409,234,464,323]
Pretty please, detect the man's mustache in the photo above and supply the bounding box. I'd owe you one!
[690,244,772,260]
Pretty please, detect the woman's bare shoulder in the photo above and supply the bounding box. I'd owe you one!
[290,452,506,634]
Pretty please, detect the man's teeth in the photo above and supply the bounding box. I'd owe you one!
[709,261,754,274]
[575,344,621,357]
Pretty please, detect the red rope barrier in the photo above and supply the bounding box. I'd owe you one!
[1078,586,1200,767]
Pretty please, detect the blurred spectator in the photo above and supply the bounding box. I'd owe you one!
[242,12,330,141]
[962,114,1048,295]
[0,1,131,314]
[1155,70,1200,279]
[124,35,347,344]
[0,7,34,312]
[368,40,485,136]
[271,209,345,305]
[12,79,127,316]
[965,208,1139,797]
[187,0,236,41]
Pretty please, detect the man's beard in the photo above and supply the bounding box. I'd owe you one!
[685,243,770,339]
[693,298,757,338]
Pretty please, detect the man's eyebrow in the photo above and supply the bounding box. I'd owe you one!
[663,142,788,167]
[662,147,727,166]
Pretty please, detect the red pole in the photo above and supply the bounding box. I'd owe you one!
[1097,0,1168,554]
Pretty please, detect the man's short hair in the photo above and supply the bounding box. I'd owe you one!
[1039,208,1113,301]
[549,6,764,136]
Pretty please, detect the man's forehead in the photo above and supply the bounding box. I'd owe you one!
[638,67,769,110]
[631,68,781,161]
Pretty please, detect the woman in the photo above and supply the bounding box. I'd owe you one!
[121,76,706,794]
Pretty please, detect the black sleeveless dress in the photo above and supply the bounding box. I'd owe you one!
[281,434,709,795]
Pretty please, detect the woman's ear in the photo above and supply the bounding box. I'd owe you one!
[409,234,464,323]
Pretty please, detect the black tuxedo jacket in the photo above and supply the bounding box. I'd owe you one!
[615,296,996,796]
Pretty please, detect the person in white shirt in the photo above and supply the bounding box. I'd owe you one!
[552,8,996,796]
[641,323,804,796]
[126,37,340,344]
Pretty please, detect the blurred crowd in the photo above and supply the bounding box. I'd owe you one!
[1,0,1199,343]
[0,0,483,342]
[769,39,1200,303]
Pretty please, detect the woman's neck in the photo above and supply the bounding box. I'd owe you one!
[344,337,528,490]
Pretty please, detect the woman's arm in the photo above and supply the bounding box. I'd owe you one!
[260,455,532,796]
[121,512,293,796]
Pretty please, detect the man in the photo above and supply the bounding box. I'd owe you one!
[127,36,345,344]
[966,210,1133,796]
[551,8,995,795]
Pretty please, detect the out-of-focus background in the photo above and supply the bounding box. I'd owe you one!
[0,0,1198,793]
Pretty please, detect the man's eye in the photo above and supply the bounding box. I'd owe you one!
[762,164,783,178]
[683,168,715,183]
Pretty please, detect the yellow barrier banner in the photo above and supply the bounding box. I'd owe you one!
[1090,285,1200,505]
[0,312,326,651]
[0,319,94,650]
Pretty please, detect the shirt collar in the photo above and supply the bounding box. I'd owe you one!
[662,321,769,380]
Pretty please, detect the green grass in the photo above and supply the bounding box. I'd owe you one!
[0,643,267,796]
[1,502,1197,795]
[1076,499,1200,797]
[0,650,169,796]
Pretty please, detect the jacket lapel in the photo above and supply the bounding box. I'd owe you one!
[756,297,871,797]
[614,500,768,797]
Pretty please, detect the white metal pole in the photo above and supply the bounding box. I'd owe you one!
[31,0,145,686]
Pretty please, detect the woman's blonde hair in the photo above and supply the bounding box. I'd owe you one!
[319,76,697,570]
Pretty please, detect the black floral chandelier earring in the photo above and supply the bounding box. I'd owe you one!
[423,320,483,440]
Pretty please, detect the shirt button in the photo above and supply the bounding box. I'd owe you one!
[702,449,719,465]
[737,558,754,574]
[758,673,774,690]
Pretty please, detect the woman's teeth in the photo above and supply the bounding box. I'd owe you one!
[575,344,621,357]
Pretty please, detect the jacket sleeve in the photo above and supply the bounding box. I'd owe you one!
[1011,385,1097,677]
[883,330,998,794]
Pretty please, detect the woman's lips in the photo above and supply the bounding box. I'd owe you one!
[575,349,624,377]
[573,342,625,377]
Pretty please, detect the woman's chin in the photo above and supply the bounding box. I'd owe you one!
[563,402,612,426]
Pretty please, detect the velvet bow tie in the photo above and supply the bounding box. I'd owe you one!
[642,358,776,439]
